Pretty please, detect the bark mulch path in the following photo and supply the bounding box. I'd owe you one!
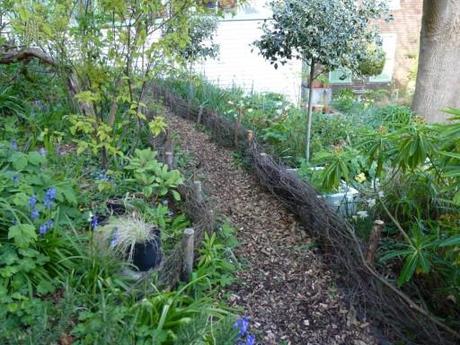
[166,114,376,345]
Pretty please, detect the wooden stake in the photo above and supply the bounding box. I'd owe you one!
[165,151,174,170]
[234,109,242,147]
[181,228,195,282]
[193,180,203,203]
[197,105,203,124]
[366,220,384,266]
[247,130,254,144]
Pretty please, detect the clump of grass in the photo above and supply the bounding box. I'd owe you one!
[98,213,158,261]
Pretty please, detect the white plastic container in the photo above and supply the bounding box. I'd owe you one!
[321,183,359,216]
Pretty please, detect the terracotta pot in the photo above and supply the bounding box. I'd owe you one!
[311,79,323,88]
[219,0,237,9]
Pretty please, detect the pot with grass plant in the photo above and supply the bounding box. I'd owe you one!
[99,214,162,271]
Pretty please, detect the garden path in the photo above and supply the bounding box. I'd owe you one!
[166,113,376,345]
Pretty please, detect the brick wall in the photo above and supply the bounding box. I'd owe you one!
[379,0,423,88]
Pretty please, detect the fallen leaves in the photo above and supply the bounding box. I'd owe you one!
[166,113,376,345]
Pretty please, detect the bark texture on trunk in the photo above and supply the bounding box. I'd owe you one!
[412,0,460,123]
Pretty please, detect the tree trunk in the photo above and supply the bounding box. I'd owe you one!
[412,0,460,123]
[305,59,315,162]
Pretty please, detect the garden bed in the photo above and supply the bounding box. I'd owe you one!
[150,84,459,345]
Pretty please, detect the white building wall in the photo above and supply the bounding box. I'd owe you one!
[194,2,302,103]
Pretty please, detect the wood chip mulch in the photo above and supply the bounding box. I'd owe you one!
[166,114,377,345]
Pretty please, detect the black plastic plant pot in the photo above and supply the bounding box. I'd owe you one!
[131,238,162,271]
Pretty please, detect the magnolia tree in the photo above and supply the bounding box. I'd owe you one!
[254,0,389,162]
[0,0,214,167]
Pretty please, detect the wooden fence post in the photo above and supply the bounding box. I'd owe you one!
[366,220,384,266]
[197,105,203,124]
[247,130,254,144]
[165,151,174,170]
[193,180,203,203]
[234,109,242,147]
[181,228,195,282]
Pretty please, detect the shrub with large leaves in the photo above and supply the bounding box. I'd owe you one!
[124,148,183,201]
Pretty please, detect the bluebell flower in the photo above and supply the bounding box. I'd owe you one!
[31,208,40,220]
[44,187,57,208]
[233,317,250,337]
[10,140,17,150]
[245,334,255,345]
[28,195,37,208]
[90,214,98,230]
[39,220,54,235]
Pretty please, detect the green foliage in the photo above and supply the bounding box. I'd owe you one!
[0,86,24,117]
[254,0,389,74]
[172,15,220,63]
[124,148,183,200]
[380,221,460,288]
[161,76,460,324]
[1,0,215,169]
[195,224,237,290]
[357,43,386,76]
[66,114,124,158]
[438,108,460,205]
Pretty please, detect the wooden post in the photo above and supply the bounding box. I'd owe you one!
[165,151,174,170]
[366,220,384,266]
[197,105,203,124]
[234,109,242,147]
[193,180,203,203]
[247,130,254,144]
[181,228,195,282]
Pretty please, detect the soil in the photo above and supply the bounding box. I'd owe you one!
[166,113,377,345]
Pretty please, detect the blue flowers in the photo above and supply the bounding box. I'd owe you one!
[233,317,255,345]
[90,214,98,230]
[39,220,54,235]
[31,208,40,220]
[245,334,255,345]
[234,317,250,337]
[10,140,17,150]
[28,190,57,234]
[28,195,37,208]
[28,195,40,220]
[44,187,57,208]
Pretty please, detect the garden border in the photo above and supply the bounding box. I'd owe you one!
[140,116,218,290]
[149,84,459,345]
